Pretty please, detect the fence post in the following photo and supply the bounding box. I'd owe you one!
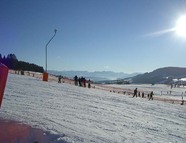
[0,63,9,108]
[43,72,48,81]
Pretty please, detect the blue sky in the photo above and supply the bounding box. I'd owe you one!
[1,0,186,73]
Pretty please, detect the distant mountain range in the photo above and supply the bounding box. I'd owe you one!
[131,67,186,84]
[49,67,186,84]
[48,70,140,81]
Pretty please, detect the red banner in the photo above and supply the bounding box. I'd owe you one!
[0,63,8,108]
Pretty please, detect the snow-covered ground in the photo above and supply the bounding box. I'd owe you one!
[0,73,186,143]
[103,84,186,100]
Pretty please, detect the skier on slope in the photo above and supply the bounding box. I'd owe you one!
[142,92,145,98]
[133,88,137,98]
[58,75,62,83]
[74,75,78,86]
[149,91,154,100]
[78,77,82,87]
[83,77,86,87]
[138,91,141,97]
[88,79,91,88]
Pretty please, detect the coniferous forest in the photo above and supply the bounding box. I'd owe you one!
[0,53,44,73]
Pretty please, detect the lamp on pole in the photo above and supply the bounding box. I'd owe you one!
[43,29,57,81]
[45,29,57,72]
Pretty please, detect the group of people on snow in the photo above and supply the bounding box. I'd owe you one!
[133,88,154,100]
[57,75,91,88]
[74,75,91,88]
[58,75,63,83]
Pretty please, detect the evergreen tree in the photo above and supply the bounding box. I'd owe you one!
[0,53,44,73]
[2,56,6,65]
[6,54,18,69]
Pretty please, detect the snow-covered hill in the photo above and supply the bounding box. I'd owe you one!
[0,74,186,143]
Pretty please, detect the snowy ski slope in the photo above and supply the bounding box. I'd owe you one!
[103,84,186,100]
[0,74,186,143]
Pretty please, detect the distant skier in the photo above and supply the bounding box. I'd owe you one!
[74,75,78,86]
[142,92,144,98]
[58,75,62,83]
[78,78,82,87]
[149,91,153,100]
[138,91,141,97]
[83,78,86,87]
[181,94,184,105]
[133,88,137,97]
[88,79,91,88]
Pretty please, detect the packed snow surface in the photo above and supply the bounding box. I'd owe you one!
[1,74,186,143]
[104,84,186,100]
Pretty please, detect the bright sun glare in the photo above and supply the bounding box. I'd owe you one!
[176,15,186,37]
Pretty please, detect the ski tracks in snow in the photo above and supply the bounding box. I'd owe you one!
[1,74,186,143]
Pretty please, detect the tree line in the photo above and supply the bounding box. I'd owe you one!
[0,53,44,73]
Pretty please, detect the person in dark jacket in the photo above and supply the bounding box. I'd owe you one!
[78,78,82,87]
[83,78,86,87]
[133,88,137,97]
[58,75,62,83]
[142,92,145,98]
[88,79,91,88]
[74,75,78,86]
[149,91,154,100]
